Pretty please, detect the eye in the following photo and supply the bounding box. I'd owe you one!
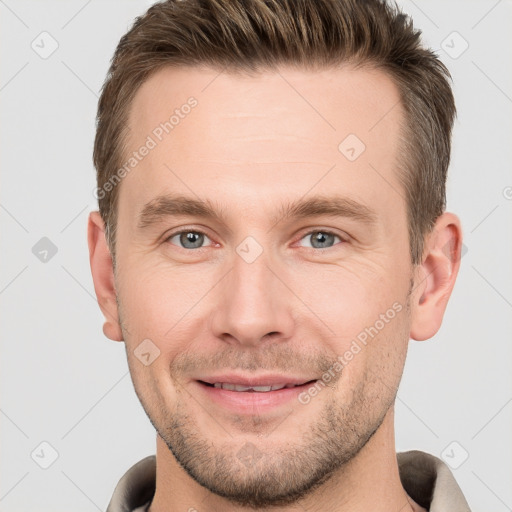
[166,230,213,250]
[297,230,344,249]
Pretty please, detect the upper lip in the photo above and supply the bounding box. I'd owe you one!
[197,374,317,387]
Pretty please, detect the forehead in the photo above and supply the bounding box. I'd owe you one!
[127,63,403,150]
[120,63,405,226]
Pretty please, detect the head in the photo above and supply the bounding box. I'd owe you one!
[88,0,462,508]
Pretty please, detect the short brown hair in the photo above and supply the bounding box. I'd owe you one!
[93,0,456,266]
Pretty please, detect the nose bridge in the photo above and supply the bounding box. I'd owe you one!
[210,238,293,345]
[233,243,274,308]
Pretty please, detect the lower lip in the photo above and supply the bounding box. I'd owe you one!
[194,380,316,414]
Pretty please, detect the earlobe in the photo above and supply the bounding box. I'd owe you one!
[87,211,124,342]
[410,212,463,341]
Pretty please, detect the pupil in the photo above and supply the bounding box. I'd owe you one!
[181,232,203,248]
[312,232,333,248]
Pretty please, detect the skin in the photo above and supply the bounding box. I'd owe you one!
[88,64,462,512]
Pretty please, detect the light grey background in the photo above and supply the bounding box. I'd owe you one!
[1,0,511,511]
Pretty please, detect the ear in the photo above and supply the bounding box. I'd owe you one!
[409,212,463,341]
[87,211,123,342]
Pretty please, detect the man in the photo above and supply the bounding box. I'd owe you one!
[87,0,471,510]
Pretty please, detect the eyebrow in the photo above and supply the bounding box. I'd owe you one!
[137,193,378,231]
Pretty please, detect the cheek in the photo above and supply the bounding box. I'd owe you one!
[126,352,180,423]
[332,306,410,413]
[289,260,404,339]
[118,259,212,339]
[290,262,410,384]
[117,261,224,403]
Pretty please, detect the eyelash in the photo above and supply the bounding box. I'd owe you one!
[164,228,346,251]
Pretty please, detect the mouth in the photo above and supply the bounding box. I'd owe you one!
[194,378,319,414]
[197,380,317,392]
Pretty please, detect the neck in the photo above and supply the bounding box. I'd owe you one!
[148,406,425,512]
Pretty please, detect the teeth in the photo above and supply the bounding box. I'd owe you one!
[212,383,291,392]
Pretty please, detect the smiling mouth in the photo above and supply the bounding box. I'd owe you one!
[198,380,317,392]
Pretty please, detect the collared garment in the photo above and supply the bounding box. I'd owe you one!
[105,450,472,512]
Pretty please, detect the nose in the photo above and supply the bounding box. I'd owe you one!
[210,246,295,347]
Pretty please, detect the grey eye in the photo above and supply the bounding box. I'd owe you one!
[299,231,341,249]
[168,231,211,249]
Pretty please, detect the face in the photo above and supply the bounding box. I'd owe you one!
[114,64,416,507]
